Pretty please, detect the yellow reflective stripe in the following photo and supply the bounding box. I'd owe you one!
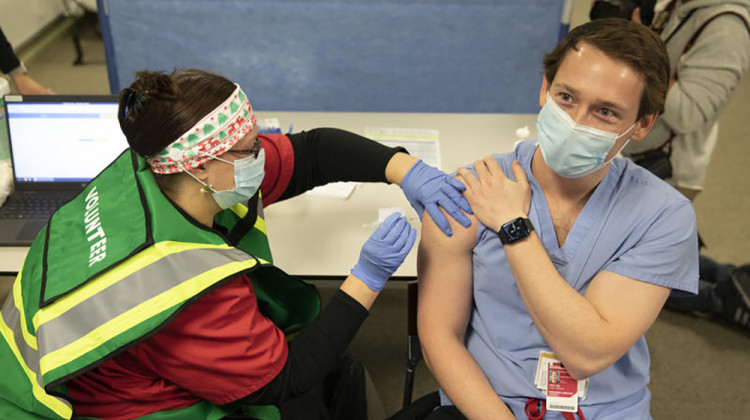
[39,258,257,376]
[254,215,267,234]
[229,203,249,219]
[33,241,233,331]
[0,315,72,418]
[13,262,38,350]
[228,203,267,234]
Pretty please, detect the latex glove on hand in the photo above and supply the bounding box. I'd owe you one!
[400,160,472,237]
[351,213,417,292]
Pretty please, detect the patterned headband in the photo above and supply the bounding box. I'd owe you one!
[147,84,257,174]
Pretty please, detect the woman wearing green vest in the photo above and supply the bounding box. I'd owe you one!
[0,69,472,420]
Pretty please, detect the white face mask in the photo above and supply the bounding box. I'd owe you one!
[536,94,638,178]
[186,149,266,209]
[211,149,266,209]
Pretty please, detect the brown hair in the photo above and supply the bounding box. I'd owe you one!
[118,69,235,158]
[542,18,669,119]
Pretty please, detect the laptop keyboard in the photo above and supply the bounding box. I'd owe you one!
[0,194,70,219]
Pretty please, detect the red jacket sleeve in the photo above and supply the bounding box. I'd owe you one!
[259,133,294,206]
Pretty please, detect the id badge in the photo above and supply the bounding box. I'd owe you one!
[533,350,588,412]
[546,363,578,413]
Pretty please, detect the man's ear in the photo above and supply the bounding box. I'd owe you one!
[539,77,549,108]
[630,112,658,142]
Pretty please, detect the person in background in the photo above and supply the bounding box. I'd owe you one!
[0,68,470,420]
[416,19,697,419]
[592,0,750,199]
[1,27,54,95]
[590,0,750,332]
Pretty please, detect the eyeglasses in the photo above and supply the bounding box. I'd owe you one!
[229,137,261,158]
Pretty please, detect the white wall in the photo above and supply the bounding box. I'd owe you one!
[0,0,65,48]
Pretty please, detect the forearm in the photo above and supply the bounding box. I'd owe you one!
[0,28,21,74]
[340,274,380,310]
[504,234,620,379]
[662,17,750,134]
[239,288,369,405]
[422,335,514,420]
[385,152,418,185]
[662,74,740,134]
[279,128,407,200]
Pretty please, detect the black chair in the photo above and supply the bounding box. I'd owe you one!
[403,280,423,409]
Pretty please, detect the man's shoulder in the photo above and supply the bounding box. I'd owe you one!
[614,158,688,200]
[421,208,479,252]
[611,158,696,227]
[483,140,536,174]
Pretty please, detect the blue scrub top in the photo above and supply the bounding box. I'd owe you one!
[440,140,699,419]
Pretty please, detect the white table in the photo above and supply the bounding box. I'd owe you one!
[0,112,537,277]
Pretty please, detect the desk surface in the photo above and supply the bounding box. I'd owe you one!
[0,111,538,276]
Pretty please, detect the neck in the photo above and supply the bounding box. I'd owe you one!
[531,148,607,203]
[164,184,220,227]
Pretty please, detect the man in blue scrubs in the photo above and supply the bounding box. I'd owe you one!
[417,18,699,419]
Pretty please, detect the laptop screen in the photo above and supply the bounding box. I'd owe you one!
[4,95,129,183]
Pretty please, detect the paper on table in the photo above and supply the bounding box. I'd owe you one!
[362,207,418,228]
[305,181,360,199]
[365,127,441,169]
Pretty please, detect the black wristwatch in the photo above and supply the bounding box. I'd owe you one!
[497,217,534,245]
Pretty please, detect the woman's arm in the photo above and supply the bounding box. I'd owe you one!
[239,286,370,405]
[278,128,406,201]
[275,128,471,236]
[241,213,416,405]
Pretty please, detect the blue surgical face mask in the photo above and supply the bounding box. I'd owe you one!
[209,148,266,209]
[536,94,638,178]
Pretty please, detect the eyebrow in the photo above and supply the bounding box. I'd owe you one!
[555,83,627,113]
[231,136,260,151]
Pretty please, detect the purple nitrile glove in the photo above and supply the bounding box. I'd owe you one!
[400,160,472,237]
[351,213,417,291]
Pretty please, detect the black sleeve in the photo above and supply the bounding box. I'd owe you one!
[278,128,408,201]
[238,290,369,405]
[0,28,21,75]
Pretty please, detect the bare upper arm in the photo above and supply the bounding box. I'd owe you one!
[584,270,670,353]
[417,209,478,342]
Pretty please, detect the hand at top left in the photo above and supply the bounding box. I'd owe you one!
[456,157,530,232]
[12,73,54,95]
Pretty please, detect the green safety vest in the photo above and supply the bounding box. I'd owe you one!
[0,150,320,420]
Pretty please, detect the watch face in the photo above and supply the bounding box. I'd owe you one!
[503,218,530,241]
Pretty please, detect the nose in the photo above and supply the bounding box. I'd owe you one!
[569,105,602,128]
[564,104,588,126]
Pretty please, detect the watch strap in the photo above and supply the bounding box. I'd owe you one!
[498,217,534,245]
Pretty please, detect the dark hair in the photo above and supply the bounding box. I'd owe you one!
[542,18,669,119]
[589,0,656,26]
[118,69,236,158]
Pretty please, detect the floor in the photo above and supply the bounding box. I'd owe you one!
[3,1,749,418]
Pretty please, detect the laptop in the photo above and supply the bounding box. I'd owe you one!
[0,95,129,246]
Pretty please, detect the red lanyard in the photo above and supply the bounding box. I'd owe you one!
[525,398,585,420]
